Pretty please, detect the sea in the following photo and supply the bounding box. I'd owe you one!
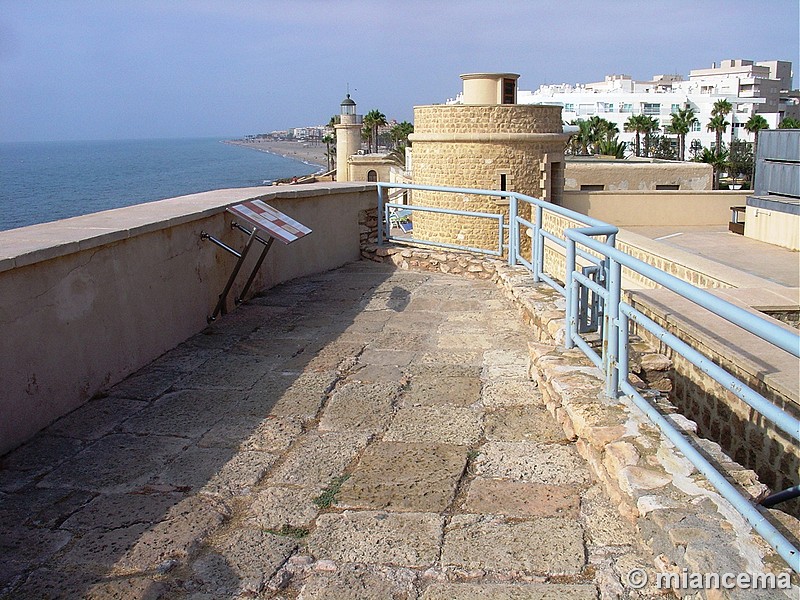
[0,137,320,232]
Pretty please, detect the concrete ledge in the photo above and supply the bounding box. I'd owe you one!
[0,183,374,273]
[616,228,778,290]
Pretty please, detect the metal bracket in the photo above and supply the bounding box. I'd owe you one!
[200,226,275,322]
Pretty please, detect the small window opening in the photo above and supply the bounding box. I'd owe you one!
[502,79,516,104]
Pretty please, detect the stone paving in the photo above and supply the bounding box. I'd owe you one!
[0,261,659,599]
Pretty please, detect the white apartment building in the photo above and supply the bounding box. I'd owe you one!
[508,59,797,155]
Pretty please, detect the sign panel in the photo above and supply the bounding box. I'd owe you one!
[227,200,312,245]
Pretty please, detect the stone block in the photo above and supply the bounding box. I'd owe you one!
[308,511,443,568]
[191,528,297,596]
[441,515,585,574]
[384,406,483,446]
[318,382,400,434]
[246,486,319,530]
[640,353,672,372]
[298,563,418,599]
[580,485,639,547]
[420,583,597,600]
[463,478,580,518]
[337,442,467,511]
[617,466,672,496]
[114,494,229,574]
[476,441,591,486]
[401,373,482,408]
[602,441,641,478]
[484,407,567,443]
[38,433,187,493]
[481,379,542,407]
[267,432,370,493]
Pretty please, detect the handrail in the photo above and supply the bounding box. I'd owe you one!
[374,181,800,572]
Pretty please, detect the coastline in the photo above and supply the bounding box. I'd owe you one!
[224,139,330,174]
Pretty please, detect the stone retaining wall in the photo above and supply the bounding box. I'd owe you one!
[361,242,799,592]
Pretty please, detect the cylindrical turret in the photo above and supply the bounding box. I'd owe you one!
[408,73,569,254]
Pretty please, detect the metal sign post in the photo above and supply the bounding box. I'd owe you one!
[200,200,311,322]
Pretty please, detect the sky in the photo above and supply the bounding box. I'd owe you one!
[1,0,798,143]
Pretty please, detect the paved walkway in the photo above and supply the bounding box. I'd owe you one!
[1,261,655,599]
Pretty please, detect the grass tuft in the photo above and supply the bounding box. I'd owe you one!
[313,474,350,509]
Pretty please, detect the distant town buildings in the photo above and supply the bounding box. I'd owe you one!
[449,59,798,154]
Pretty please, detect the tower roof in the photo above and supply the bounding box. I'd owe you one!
[340,94,356,106]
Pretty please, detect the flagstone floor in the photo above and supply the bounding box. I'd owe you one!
[0,261,659,599]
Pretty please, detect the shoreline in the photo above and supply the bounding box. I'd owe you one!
[224,139,330,174]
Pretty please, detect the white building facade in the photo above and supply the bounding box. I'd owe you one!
[509,59,796,155]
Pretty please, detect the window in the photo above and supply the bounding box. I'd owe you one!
[671,104,681,113]
[691,121,701,132]
[549,162,564,204]
[643,103,661,115]
[367,170,378,182]
[656,184,680,190]
[580,184,605,191]
[578,103,595,116]
[502,78,516,104]
[621,103,633,113]
[598,102,614,113]
[564,103,575,112]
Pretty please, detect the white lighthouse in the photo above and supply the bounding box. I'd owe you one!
[334,93,362,182]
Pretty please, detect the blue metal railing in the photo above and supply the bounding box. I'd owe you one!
[376,181,800,572]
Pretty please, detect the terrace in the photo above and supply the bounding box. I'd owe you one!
[1,182,798,597]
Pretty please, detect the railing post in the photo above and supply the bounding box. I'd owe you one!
[604,258,621,397]
[618,306,629,394]
[534,205,544,282]
[508,195,518,266]
[565,237,577,349]
[377,184,384,246]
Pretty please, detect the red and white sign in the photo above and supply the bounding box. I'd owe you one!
[227,200,312,245]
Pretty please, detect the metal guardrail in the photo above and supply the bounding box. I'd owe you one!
[376,181,800,572]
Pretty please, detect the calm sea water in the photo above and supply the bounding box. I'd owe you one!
[0,138,319,231]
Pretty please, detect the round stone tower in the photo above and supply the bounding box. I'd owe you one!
[335,93,362,182]
[408,73,568,254]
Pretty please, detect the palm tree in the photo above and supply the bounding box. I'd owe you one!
[321,134,335,171]
[699,146,730,190]
[667,107,698,161]
[569,119,593,155]
[586,116,618,154]
[624,114,649,157]
[710,99,732,149]
[641,116,660,157]
[744,114,769,160]
[595,137,627,158]
[363,109,387,153]
[706,114,729,154]
[389,121,414,150]
[778,117,800,129]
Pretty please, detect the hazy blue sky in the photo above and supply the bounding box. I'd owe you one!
[1,0,798,142]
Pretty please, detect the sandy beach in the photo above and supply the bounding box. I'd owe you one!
[224,139,331,173]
